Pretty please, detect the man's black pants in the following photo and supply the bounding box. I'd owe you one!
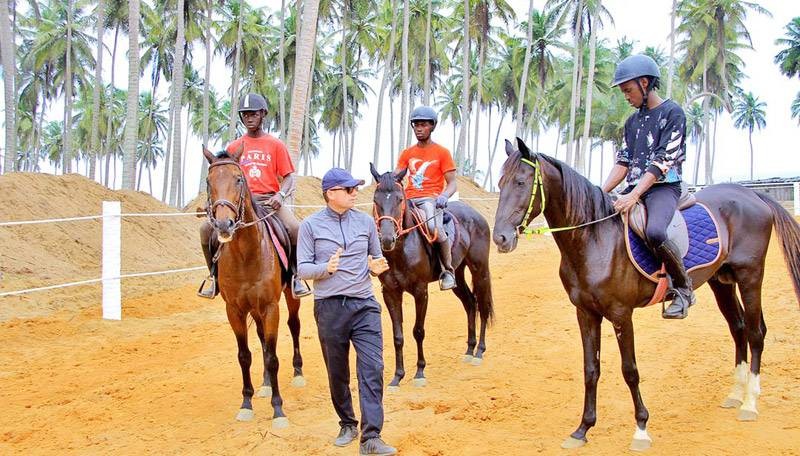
[314,295,384,442]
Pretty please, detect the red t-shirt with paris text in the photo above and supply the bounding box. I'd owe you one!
[226,134,295,195]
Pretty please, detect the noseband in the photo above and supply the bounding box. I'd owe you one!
[373,181,439,242]
[206,159,248,230]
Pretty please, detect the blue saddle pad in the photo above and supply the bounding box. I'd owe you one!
[627,204,721,278]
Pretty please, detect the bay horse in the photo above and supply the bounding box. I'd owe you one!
[493,138,800,451]
[202,147,305,428]
[370,163,494,389]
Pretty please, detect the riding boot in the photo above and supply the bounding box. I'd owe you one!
[438,238,456,291]
[657,239,696,319]
[197,235,219,299]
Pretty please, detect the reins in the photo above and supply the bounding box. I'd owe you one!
[373,181,441,243]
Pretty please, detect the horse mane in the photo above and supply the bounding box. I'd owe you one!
[502,150,618,233]
[375,170,398,191]
[536,154,619,232]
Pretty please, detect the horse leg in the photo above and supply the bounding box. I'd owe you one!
[226,307,255,422]
[411,287,429,387]
[707,279,749,408]
[736,274,767,422]
[254,318,272,398]
[470,261,493,365]
[612,313,651,451]
[283,289,306,387]
[452,265,477,363]
[562,307,603,449]
[263,302,289,428]
[383,287,405,390]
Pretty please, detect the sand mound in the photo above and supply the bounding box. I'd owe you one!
[0,173,203,320]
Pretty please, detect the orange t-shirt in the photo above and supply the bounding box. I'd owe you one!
[226,134,295,194]
[396,143,457,199]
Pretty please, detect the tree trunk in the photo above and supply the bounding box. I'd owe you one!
[62,0,74,174]
[423,0,432,105]
[483,110,505,189]
[105,25,119,187]
[456,0,470,170]
[198,0,212,192]
[0,0,17,173]
[516,0,535,138]
[578,16,597,176]
[227,1,245,141]
[702,51,712,185]
[749,129,753,180]
[340,5,349,171]
[286,0,320,165]
[169,0,186,207]
[472,39,484,178]
[389,96,396,166]
[564,0,584,169]
[372,0,400,170]
[122,0,140,189]
[278,0,286,138]
[90,0,105,182]
[399,0,410,151]
[666,0,676,99]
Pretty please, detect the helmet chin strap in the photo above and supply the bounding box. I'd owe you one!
[636,79,649,114]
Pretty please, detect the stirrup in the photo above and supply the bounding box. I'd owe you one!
[439,271,456,291]
[197,276,217,299]
[291,276,312,299]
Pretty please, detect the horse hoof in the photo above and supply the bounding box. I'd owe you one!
[272,417,289,429]
[561,436,587,449]
[737,409,758,421]
[386,385,400,393]
[630,438,652,452]
[412,377,427,388]
[462,354,474,363]
[291,376,307,388]
[721,397,743,409]
[236,408,254,422]
[256,386,272,398]
[470,356,483,366]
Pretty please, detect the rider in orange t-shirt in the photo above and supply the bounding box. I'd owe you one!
[199,93,311,299]
[394,106,458,290]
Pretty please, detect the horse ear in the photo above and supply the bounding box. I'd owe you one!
[369,162,381,182]
[516,137,532,161]
[202,145,215,164]
[230,143,244,162]
[394,167,408,182]
[504,139,514,156]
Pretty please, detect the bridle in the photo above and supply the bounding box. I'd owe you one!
[206,159,274,232]
[373,181,439,243]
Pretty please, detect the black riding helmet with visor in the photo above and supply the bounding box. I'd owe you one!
[611,54,661,113]
[238,93,268,126]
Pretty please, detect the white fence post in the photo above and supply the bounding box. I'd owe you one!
[102,201,121,320]
[794,182,800,217]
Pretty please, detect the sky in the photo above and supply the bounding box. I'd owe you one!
[1,0,798,200]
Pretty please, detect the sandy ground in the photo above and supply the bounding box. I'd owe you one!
[2,232,800,455]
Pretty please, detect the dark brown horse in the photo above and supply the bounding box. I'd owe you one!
[203,147,305,428]
[370,164,494,389]
[493,138,800,451]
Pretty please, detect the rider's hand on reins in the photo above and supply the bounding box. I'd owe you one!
[327,248,343,274]
[367,255,390,276]
[613,192,639,213]
[265,194,283,211]
[435,194,448,209]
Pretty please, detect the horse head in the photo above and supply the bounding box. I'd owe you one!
[370,162,408,252]
[493,137,543,253]
[203,144,249,243]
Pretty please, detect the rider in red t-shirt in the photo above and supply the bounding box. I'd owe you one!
[199,93,311,299]
[394,106,458,290]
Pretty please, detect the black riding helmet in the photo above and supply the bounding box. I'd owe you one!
[238,93,268,113]
[612,54,661,112]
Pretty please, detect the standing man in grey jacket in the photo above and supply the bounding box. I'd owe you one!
[297,167,397,456]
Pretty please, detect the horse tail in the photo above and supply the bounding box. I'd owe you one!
[757,192,800,305]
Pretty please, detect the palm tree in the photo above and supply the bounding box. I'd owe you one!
[168,0,187,207]
[286,0,321,165]
[90,0,106,181]
[791,92,800,124]
[198,0,214,192]
[0,0,17,173]
[516,0,535,137]
[666,0,677,98]
[122,0,141,189]
[455,0,470,170]
[732,91,766,181]
[137,91,168,194]
[372,0,400,170]
[775,17,800,79]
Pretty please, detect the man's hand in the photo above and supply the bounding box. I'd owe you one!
[367,255,390,276]
[613,192,639,213]
[435,194,449,209]
[265,193,283,211]
[327,248,343,274]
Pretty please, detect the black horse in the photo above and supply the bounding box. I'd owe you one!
[370,164,495,388]
[493,138,800,451]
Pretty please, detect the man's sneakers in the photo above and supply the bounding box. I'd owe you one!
[359,437,397,455]
[334,425,358,447]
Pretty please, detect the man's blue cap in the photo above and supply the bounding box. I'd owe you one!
[322,168,365,191]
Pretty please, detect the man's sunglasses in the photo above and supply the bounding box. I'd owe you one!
[329,186,358,194]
